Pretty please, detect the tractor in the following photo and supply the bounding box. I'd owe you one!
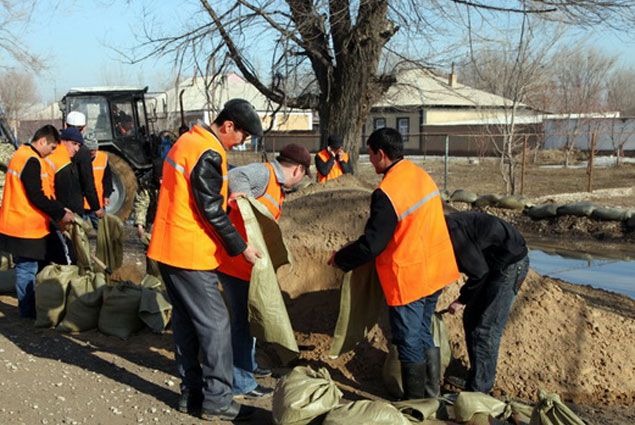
[59,87,177,219]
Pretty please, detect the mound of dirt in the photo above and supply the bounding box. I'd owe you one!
[277,181,635,407]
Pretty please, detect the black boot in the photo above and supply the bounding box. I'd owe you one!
[401,361,427,400]
[424,347,441,398]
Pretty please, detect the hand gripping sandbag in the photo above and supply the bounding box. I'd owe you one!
[236,197,299,364]
[272,366,343,425]
[529,391,585,425]
[138,274,172,333]
[98,280,144,339]
[96,214,124,273]
[35,265,80,328]
[323,400,411,425]
[57,271,106,332]
[329,262,384,357]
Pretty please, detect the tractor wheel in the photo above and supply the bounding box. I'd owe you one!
[106,154,138,220]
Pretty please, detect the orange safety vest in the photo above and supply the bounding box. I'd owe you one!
[45,143,72,196]
[83,151,108,209]
[375,160,460,306]
[316,148,349,183]
[0,145,53,239]
[217,162,285,281]
[147,125,229,270]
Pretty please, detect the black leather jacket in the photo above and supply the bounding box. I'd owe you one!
[190,146,247,257]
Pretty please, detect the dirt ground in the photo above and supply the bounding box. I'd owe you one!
[0,158,634,424]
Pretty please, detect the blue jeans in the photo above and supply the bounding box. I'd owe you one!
[389,289,442,364]
[83,212,99,229]
[14,257,39,318]
[217,272,258,394]
[463,255,529,393]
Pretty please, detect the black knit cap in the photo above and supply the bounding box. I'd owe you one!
[327,134,343,148]
[222,98,263,137]
[277,143,312,177]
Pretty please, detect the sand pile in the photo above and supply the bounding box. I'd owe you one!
[277,178,635,406]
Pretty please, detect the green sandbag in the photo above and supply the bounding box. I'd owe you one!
[323,400,411,425]
[98,281,144,339]
[140,232,163,281]
[236,197,299,364]
[473,194,501,208]
[329,263,384,357]
[70,217,93,271]
[35,265,80,328]
[453,392,507,422]
[138,275,172,333]
[627,215,635,231]
[393,399,440,422]
[557,202,595,217]
[96,214,124,273]
[57,271,106,332]
[497,196,527,210]
[432,313,451,374]
[526,204,559,219]
[0,251,14,271]
[591,206,628,221]
[450,189,478,204]
[272,366,343,425]
[529,391,585,425]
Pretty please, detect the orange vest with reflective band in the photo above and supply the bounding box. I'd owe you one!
[0,145,53,239]
[316,148,349,183]
[217,162,285,281]
[45,144,72,196]
[147,125,229,270]
[375,160,460,306]
[83,151,108,209]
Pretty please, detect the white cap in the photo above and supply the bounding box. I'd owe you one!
[66,111,86,127]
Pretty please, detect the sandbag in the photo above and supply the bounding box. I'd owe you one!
[330,263,384,357]
[529,391,585,425]
[557,202,595,217]
[627,215,635,231]
[236,197,299,364]
[526,204,559,220]
[473,194,501,208]
[323,400,410,425]
[35,265,80,328]
[69,218,92,271]
[140,232,163,281]
[138,274,172,333]
[590,207,628,221]
[432,313,451,374]
[98,281,144,339]
[450,189,478,204]
[57,271,106,332]
[453,392,507,422]
[272,366,343,425]
[393,398,440,422]
[96,214,124,273]
[497,195,527,210]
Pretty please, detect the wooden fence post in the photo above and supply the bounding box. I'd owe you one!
[586,131,596,193]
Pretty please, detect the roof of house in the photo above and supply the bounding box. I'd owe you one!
[373,68,529,110]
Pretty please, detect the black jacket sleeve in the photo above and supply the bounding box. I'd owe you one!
[74,146,100,211]
[338,156,353,174]
[315,151,335,177]
[21,158,66,222]
[103,162,114,198]
[190,149,247,256]
[334,188,397,271]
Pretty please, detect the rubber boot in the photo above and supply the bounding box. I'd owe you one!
[401,361,427,400]
[424,347,441,398]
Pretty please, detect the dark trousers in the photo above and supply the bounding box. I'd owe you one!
[388,289,442,364]
[158,262,233,410]
[463,255,529,393]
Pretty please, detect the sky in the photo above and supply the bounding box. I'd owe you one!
[4,1,635,105]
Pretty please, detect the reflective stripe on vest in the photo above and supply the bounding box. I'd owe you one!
[0,145,52,239]
[83,151,108,209]
[316,148,348,183]
[375,160,460,306]
[147,125,229,270]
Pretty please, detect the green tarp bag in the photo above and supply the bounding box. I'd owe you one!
[57,271,106,332]
[99,281,144,339]
[453,392,507,422]
[557,202,595,217]
[591,207,628,221]
[272,366,343,425]
[69,217,92,271]
[140,232,162,281]
[236,197,299,364]
[526,204,559,219]
[529,391,585,425]
[323,400,411,425]
[450,189,478,204]
[35,265,80,328]
[432,313,451,374]
[96,214,124,273]
[474,194,501,208]
[329,263,384,357]
[393,399,441,422]
[138,274,172,333]
[497,196,527,210]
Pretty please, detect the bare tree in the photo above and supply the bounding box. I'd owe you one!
[0,1,43,71]
[130,0,635,166]
[0,70,39,134]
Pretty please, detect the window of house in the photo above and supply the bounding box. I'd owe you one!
[397,117,410,142]
[374,117,386,130]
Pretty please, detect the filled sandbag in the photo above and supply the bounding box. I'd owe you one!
[272,366,343,425]
[99,281,144,339]
[453,392,507,422]
[69,217,92,271]
[96,214,124,273]
[529,391,585,425]
[57,271,106,332]
[497,195,527,210]
[526,204,559,220]
[590,207,628,221]
[432,313,452,374]
[138,274,172,333]
[473,194,501,208]
[557,202,596,217]
[393,399,441,422]
[323,400,410,425]
[627,215,635,231]
[35,265,80,328]
[450,189,478,204]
